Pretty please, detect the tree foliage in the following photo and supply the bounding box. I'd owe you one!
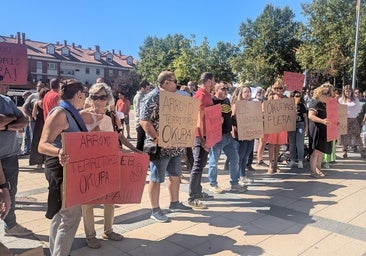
[296,0,360,87]
[232,4,302,87]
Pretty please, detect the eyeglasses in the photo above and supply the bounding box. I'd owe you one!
[167,79,178,84]
[90,94,107,101]
[273,87,284,90]
[220,87,229,91]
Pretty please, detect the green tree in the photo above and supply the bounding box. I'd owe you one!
[232,4,302,87]
[112,70,141,100]
[297,0,361,87]
[136,34,192,83]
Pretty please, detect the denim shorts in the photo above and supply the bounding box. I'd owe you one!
[149,155,182,183]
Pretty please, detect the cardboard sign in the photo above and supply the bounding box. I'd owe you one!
[236,100,264,140]
[62,132,120,208]
[159,91,199,147]
[263,98,296,133]
[0,42,28,84]
[338,104,348,136]
[88,152,149,204]
[326,98,338,142]
[283,71,305,91]
[18,246,44,256]
[204,104,222,147]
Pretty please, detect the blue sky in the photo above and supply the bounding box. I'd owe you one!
[2,0,310,59]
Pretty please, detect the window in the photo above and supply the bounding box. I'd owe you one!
[118,71,122,77]
[109,69,114,76]
[96,69,100,75]
[36,61,42,69]
[61,47,69,56]
[47,45,55,54]
[85,67,90,74]
[106,53,113,62]
[48,63,57,70]
[94,52,101,61]
[127,56,133,65]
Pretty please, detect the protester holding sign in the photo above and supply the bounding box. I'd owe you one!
[231,85,257,185]
[38,79,88,256]
[264,80,288,174]
[308,84,333,178]
[338,85,362,158]
[80,82,140,249]
[140,71,192,223]
[188,72,215,209]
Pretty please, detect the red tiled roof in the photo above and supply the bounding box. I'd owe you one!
[2,35,136,68]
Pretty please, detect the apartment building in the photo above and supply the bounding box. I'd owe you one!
[0,32,136,89]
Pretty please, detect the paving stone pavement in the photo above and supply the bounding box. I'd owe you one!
[1,112,366,256]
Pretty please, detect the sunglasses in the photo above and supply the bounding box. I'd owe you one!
[167,79,178,84]
[273,87,284,90]
[90,95,107,101]
[220,87,229,91]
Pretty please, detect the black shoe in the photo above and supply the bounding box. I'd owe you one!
[169,202,192,212]
[197,192,214,201]
[246,165,256,172]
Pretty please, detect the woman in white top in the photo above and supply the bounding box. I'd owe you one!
[80,82,140,249]
[338,85,362,158]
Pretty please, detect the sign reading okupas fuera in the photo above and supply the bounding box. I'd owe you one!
[263,98,296,134]
[159,91,199,147]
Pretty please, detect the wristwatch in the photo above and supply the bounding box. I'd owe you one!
[0,182,10,190]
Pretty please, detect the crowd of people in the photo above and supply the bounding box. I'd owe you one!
[1,71,366,256]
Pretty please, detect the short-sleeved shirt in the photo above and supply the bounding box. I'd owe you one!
[0,94,24,158]
[212,96,232,133]
[116,98,131,115]
[295,102,308,123]
[22,92,38,117]
[43,90,61,120]
[139,87,182,157]
[194,87,213,137]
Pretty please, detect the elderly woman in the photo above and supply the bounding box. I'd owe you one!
[338,85,362,158]
[38,79,88,256]
[308,83,333,178]
[80,82,140,249]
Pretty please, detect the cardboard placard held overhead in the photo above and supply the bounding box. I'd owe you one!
[283,71,305,91]
[263,98,296,134]
[326,98,338,142]
[236,100,264,140]
[204,104,222,148]
[62,132,120,208]
[88,152,149,204]
[338,104,348,136]
[159,91,199,147]
[0,42,28,85]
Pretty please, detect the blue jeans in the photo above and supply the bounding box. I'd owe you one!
[1,155,19,230]
[189,137,209,201]
[238,139,254,177]
[208,133,240,186]
[288,121,305,161]
[149,155,181,183]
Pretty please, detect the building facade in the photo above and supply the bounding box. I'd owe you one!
[0,32,136,89]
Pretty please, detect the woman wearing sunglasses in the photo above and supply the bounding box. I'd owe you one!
[80,82,140,249]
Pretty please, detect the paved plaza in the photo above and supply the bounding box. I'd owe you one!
[1,112,366,256]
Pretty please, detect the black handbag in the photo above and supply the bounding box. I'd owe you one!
[143,142,161,161]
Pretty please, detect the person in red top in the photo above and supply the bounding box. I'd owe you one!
[188,72,215,209]
[43,78,61,120]
[116,91,131,139]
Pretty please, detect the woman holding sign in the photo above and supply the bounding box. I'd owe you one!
[308,84,333,178]
[265,80,288,174]
[38,79,89,256]
[80,82,140,249]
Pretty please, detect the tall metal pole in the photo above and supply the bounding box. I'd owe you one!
[352,0,361,90]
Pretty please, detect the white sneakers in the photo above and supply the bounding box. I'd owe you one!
[287,160,303,169]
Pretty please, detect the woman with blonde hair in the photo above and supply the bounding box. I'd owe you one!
[265,80,288,174]
[308,83,333,178]
[338,85,362,158]
[80,82,141,249]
